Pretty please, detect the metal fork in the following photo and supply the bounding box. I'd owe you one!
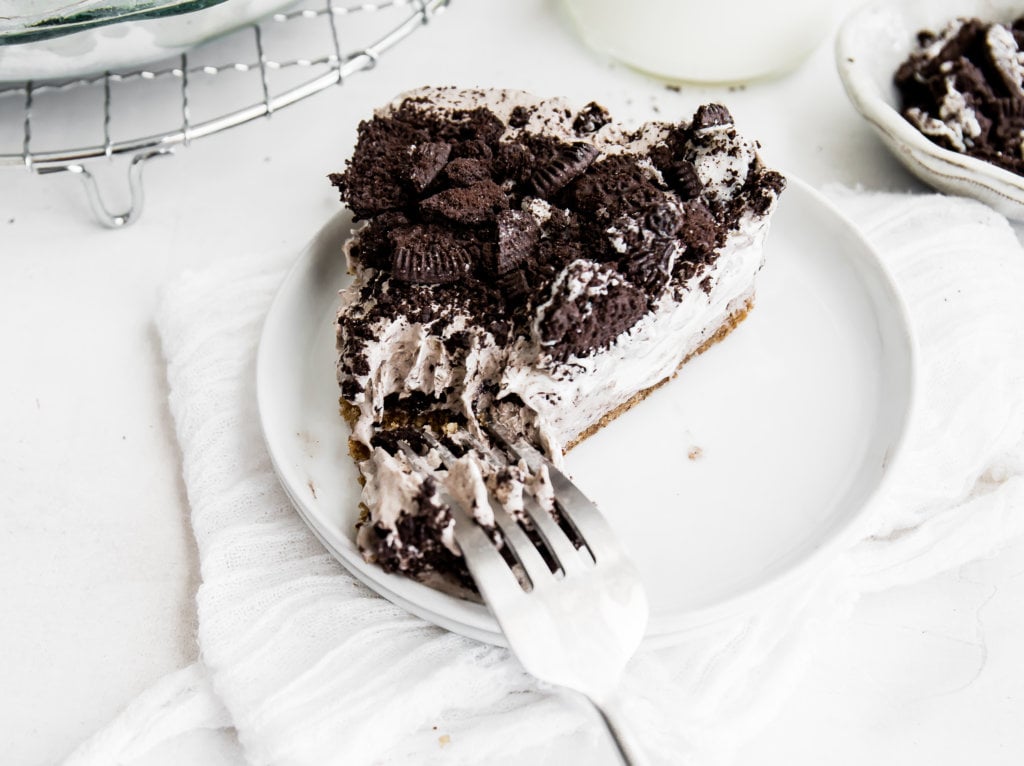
[398,423,650,765]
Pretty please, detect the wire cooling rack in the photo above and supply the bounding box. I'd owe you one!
[0,0,450,226]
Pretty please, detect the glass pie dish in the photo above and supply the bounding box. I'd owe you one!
[0,0,299,81]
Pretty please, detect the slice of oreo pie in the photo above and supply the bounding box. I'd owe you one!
[330,87,785,587]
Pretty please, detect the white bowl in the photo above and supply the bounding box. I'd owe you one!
[836,0,1024,221]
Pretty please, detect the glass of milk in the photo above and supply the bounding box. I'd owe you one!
[562,0,835,83]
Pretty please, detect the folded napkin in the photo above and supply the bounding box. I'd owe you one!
[66,189,1024,766]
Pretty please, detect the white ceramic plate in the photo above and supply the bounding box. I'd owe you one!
[836,0,1024,221]
[257,177,916,646]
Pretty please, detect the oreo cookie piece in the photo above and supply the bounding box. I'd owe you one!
[419,180,509,224]
[444,157,492,187]
[530,142,600,199]
[676,200,722,261]
[645,202,683,237]
[895,15,1024,175]
[390,225,474,284]
[495,209,540,274]
[407,141,451,192]
[661,157,703,200]
[573,102,611,135]
[622,241,675,294]
[692,103,734,131]
[538,262,648,360]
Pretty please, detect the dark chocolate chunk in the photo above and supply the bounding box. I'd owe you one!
[495,209,540,274]
[390,226,473,284]
[572,102,611,135]
[341,379,363,400]
[692,103,734,131]
[407,141,451,192]
[349,353,370,377]
[371,425,432,455]
[444,157,492,187]
[419,180,509,224]
[530,142,600,199]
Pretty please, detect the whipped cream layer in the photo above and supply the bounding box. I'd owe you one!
[331,87,784,582]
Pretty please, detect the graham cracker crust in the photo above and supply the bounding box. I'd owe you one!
[564,296,755,451]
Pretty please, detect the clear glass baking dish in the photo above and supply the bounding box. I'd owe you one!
[0,0,299,81]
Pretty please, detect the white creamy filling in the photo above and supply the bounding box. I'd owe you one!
[359,447,424,529]
[689,127,759,204]
[341,309,506,446]
[501,215,769,451]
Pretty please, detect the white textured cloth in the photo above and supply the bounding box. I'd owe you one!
[66,189,1024,766]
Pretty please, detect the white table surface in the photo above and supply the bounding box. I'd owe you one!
[1,1,1022,764]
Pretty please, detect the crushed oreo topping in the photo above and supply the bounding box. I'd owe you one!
[419,180,508,224]
[692,103,734,131]
[895,15,1024,174]
[407,141,451,192]
[538,263,648,360]
[444,157,492,186]
[509,104,533,128]
[530,141,600,199]
[332,91,783,365]
[390,225,473,284]
[495,209,540,274]
[572,102,611,134]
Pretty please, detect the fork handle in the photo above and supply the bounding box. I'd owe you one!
[590,696,652,766]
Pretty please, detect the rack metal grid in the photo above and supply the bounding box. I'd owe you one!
[0,0,450,226]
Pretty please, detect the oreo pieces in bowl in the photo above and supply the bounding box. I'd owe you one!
[837,0,1024,220]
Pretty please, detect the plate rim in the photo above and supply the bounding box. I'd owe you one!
[256,175,918,645]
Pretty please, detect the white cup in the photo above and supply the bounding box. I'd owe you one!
[563,0,835,84]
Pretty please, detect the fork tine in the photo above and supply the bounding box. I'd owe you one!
[444,495,530,604]
[418,432,555,585]
[395,440,530,603]
[485,422,624,563]
[445,430,588,576]
[518,494,590,575]
[487,502,554,586]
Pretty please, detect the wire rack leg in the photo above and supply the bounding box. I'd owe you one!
[36,149,173,228]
